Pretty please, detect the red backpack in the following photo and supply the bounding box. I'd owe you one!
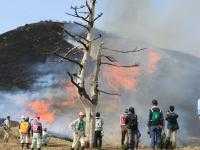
[120,114,127,126]
[32,122,42,133]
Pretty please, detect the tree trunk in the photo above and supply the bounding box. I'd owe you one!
[72,0,97,149]
[85,104,96,149]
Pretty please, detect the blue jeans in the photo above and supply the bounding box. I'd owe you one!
[149,126,162,149]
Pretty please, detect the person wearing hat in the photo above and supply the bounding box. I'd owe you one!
[31,116,43,150]
[19,116,31,149]
[70,111,86,150]
[126,106,138,150]
[165,105,179,149]
[93,112,104,148]
[42,128,49,146]
[148,99,164,149]
[120,108,129,147]
[3,116,11,143]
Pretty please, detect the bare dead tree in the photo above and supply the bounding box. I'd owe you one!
[55,0,144,148]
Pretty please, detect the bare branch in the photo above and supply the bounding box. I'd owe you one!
[94,13,103,22]
[103,47,147,53]
[71,5,85,10]
[64,46,79,58]
[98,90,121,96]
[66,6,90,23]
[65,29,88,42]
[54,53,83,68]
[101,55,117,63]
[67,72,93,104]
[67,72,80,88]
[86,0,92,14]
[72,6,90,21]
[91,34,102,42]
[101,62,139,68]
[64,29,88,50]
[74,21,89,31]
[77,11,89,14]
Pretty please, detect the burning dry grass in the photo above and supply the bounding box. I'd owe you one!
[27,100,55,124]
[102,64,141,91]
[25,81,79,124]
[147,49,161,74]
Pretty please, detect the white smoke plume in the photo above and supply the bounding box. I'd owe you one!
[101,0,200,56]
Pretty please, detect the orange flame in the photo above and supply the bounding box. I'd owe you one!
[27,100,55,124]
[62,82,78,107]
[102,64,140,91]
[148,49,161,74]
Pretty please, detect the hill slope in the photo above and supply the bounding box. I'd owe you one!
[0,21,72,90]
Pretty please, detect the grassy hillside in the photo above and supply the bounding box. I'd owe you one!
[0,21,72,90]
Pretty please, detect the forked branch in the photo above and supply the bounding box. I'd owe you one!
[64,29,88,50]
[67,72,93,104]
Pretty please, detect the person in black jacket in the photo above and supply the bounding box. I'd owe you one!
[126,107,138,150]
[148,99,164,149]
[165,105,179,149]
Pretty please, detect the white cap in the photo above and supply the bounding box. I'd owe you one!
[21,115,25,119]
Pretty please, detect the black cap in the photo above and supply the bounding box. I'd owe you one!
[129,106,135,114]
[152,99,158,106]
[169,105,175,112]
[96,112,100,117]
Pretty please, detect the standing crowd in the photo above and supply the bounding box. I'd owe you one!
[70,99,179,150]
[120,99,179,150]
[1,116,49,150]
[0,99,179,150]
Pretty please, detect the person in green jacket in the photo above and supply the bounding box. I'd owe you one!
[70,112,86,150]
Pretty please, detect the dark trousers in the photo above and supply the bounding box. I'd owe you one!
[127,129,136,150]
[121,126,128,146]
[93,130,102,148]
[149,126,162,149]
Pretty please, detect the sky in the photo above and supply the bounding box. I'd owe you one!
[0,0,65,33]
[0,0,200,55]
[0,0,105,33]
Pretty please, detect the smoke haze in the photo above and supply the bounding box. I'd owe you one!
[101,0,200,56]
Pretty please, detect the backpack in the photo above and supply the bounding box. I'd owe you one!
[151,109,161,126]
[120,114,127,126]
[126,113,137,129]
[19,121,30,134]
[32,122,42,133]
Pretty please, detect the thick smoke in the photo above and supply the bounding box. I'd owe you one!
[101,0,200,56]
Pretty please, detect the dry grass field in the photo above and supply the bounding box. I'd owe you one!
[0,127,200,150]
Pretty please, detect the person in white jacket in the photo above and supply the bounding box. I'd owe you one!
[93,112,104,148]
[70,112,86,150]
[42,128,49,146]
[3,116,11,143]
